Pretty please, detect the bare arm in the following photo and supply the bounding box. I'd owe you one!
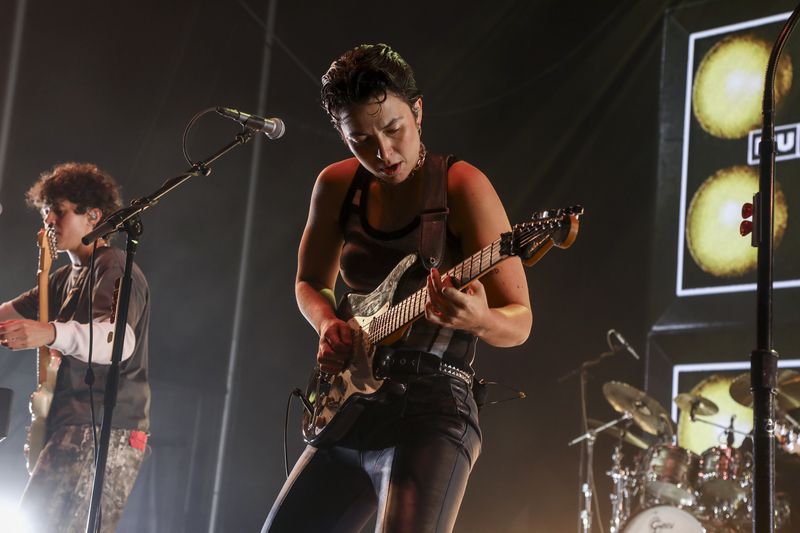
[425,161,532,347]
[0,301,23,321]
[296,159,359,373]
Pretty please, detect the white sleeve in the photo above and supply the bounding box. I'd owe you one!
[49,319,136,364]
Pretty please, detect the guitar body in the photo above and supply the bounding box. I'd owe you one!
[25,227,60,473]
[302,254,418,447]
[26,351,60,472]
[301,206,584,448]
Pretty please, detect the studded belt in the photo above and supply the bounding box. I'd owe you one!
[375,351,473,386]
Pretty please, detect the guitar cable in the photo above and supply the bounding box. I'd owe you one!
[283,388,308,478]
[473,379,527,408]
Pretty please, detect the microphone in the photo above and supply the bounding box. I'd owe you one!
[216,107,285,139]
[608,329,640,360]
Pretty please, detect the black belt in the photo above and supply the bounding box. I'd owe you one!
[375,351,473,386]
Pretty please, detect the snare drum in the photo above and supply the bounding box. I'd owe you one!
[621,505,704,532]
[697,445,752,501]
[638,444,699,506]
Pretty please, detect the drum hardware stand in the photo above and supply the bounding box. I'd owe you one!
[726,415,736,448]
[569,412,633,533]
[605,425,634,533]
[686,413,750,441]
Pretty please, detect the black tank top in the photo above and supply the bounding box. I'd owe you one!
[338,154,476,368]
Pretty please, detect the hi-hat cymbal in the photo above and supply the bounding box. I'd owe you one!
[674,393,719,417]
[602,381,673,436]
[587,418,649,449]
[730,370,800,411]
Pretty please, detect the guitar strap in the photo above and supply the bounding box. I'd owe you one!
[418,154,451,271]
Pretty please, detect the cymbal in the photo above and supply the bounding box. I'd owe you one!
[730,370,800,411]
[588,418,649,449]
[602,381,673,436]
[674,393,719,417]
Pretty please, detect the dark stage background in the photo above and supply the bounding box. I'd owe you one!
[3,0,795,532]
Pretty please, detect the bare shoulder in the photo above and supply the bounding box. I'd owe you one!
[317,158,360,191]
[309,158,360,218]
[447,160,511,242]
[447,160,495,196]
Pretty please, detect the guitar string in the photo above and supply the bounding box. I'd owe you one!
[367,223,554,343]
[365,220,562,344]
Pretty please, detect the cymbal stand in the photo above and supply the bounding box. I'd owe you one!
[569,413,633,533]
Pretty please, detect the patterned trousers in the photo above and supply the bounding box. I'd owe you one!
[19,425,145,533]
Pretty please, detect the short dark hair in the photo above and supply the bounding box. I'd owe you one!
[26,162,122,222]
[320,43,422,129]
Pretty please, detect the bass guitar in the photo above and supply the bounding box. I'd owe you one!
[25,227,60,473]
[302,205,583,447]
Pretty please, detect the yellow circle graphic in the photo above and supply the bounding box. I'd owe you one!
[687,166,787,278]
[693,34,792,139]
[677,374,752,455]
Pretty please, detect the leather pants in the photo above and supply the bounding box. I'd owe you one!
[262,376,481,533]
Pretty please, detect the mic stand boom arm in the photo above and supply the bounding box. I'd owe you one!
[82,129,255,246]
[83,128,256,533]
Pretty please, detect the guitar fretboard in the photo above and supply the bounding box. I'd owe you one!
[360,207,578,345]
[366,237,505,344]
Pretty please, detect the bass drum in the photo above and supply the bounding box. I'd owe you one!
[622,505,705,532]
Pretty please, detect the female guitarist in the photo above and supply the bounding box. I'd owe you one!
[0,162,151,533]
[262,44,533,533]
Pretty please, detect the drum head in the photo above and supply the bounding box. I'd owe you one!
[622,505,704,532]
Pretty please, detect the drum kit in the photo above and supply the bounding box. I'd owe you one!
[571,370,800,532]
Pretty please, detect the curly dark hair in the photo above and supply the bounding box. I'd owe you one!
[320,43,422,129]
[26,162,122,222]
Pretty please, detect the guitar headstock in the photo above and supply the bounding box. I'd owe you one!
[502,205,584,267]
[37,226,58,275]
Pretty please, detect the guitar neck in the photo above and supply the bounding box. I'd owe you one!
[367,237,507,344]
[362,206,582,345]
[37,268,49,385]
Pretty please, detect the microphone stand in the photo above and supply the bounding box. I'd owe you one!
[752,6,800,532]
[559,348,616,533]
[83,128,256,533]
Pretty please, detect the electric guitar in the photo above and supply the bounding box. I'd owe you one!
[25,227,60,473]
[302,205,584,447]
